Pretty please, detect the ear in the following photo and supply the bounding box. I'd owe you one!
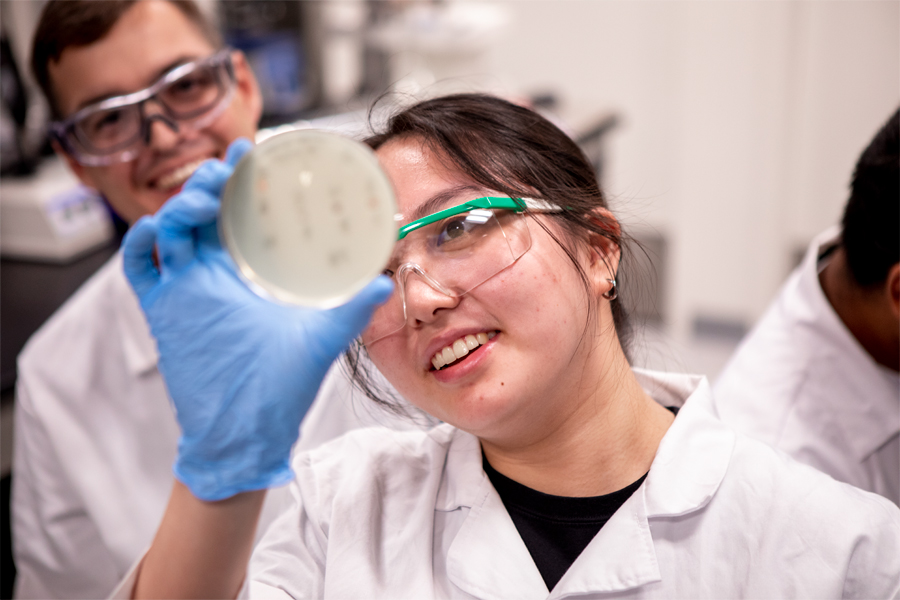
[230,50,263,126]
[586,207,621,297]
[887,263,900,320]
[53,140,99,190]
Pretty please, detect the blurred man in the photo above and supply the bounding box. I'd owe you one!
[714,109,899,505]
[12,2,408,597]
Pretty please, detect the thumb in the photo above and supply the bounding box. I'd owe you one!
[327,276,395,337]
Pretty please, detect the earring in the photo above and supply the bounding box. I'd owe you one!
[602,278,618,301]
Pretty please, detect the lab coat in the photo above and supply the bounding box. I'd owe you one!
[111,369,900,598]
[714,227,900,505]
[12,253,421,599]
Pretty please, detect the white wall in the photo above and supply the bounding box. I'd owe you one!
[476,0,899,339]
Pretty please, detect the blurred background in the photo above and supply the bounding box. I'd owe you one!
[0,0,897,594]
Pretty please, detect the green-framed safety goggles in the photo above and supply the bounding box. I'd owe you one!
[397,196,557,240]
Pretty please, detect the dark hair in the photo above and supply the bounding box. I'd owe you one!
[841,108,899,288]
[31,0,222,118]
[344,93,637,411]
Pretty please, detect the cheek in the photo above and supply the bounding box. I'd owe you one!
[491,251,591,349]
[494,248,573,316]
[86,163,137,193]
[89,164,167,221]
[208,107,257,148]
[367,340,418,397]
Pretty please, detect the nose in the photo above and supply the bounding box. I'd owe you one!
[400,266,460,328]
[141,101,181,151]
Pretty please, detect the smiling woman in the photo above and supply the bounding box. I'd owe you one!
[118,94,900,599]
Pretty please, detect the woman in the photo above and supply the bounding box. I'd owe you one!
[120,94,899,598]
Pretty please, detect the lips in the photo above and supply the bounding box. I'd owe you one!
[151,158,209,191]
[431,331,497,371]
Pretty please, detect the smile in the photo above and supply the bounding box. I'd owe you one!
[154,158,208,191]
[431,331,497,371]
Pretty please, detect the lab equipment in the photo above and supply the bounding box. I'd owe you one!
[122,138,394,501]
[0,156,114,262]
[219,129,396,308]
[49,48,236,166]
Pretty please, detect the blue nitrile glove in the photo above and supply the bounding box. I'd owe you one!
[122,138,394,501]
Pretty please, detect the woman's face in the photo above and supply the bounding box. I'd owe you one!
[366,137,616,446]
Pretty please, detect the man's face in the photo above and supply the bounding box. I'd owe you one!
[48,0,262,224]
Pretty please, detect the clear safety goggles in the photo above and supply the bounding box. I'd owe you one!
[49,48,237,166]
[361,196,560,346]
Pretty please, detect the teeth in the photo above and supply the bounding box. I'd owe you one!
[441,347,455,364]
[156,159,206,190]
[431,331,497,370]
[464,335,479,350]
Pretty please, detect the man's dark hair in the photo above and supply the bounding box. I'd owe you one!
[31,0,222,118]
[841,108,899,288]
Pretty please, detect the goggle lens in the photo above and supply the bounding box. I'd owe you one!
[362,208,532,345]
[55,50,235,165]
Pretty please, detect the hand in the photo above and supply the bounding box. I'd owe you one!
[122,138,394,501]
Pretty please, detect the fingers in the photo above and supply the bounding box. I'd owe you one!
[225,137,253,167]
[328,276,395,337]
[174,138,253,254]
[155,189,221,274]
[181,159,232,199]
[122,216,161,299]
[126,139,253,290]
[182,137,253,198]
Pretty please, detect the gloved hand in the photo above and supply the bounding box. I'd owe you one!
[122,138,394,501]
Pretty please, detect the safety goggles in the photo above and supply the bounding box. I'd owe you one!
[49,48,237,166]
[361,196,560,345]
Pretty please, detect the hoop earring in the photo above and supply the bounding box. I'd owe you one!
[602,278,618,301]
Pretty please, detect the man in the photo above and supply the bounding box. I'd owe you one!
[714,109,899,505]
[12,2,410,597]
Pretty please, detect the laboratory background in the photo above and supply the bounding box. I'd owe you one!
[0,0,897,596]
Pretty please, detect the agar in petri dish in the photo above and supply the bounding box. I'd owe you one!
[220,129,397,308]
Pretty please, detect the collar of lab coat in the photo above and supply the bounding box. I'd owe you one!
[111,252,159,376]
[435,370,734,599]
[797,227,900,462]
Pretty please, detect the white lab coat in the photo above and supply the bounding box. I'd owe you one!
[12,253,420,599]
[112,369,900,599]
[714,227,900,505]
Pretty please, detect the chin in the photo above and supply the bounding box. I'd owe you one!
[441,397,518,434]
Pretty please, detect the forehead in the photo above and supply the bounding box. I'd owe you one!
[375,137,488,223]
[48,0,216,117]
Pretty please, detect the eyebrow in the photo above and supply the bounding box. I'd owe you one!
[407,184,488,223]
[74,55,202,111]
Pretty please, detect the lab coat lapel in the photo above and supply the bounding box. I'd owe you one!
[548,486,660,598]
[551,374,734,598]
[444,433,549,600]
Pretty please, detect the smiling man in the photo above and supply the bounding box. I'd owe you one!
[38,0,260,220]
[11,2,410,598]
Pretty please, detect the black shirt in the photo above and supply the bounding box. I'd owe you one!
[483,406,679,591]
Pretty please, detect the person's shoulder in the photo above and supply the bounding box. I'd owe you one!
[724,432,900,554]
[714,231,842,407]
[712,268,820,438]
[291,424,460,504]
[714,272,811,388]
[18,253,130,373]
[296,423,457,473]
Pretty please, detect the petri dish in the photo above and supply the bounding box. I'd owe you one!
[220,129,397,308]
